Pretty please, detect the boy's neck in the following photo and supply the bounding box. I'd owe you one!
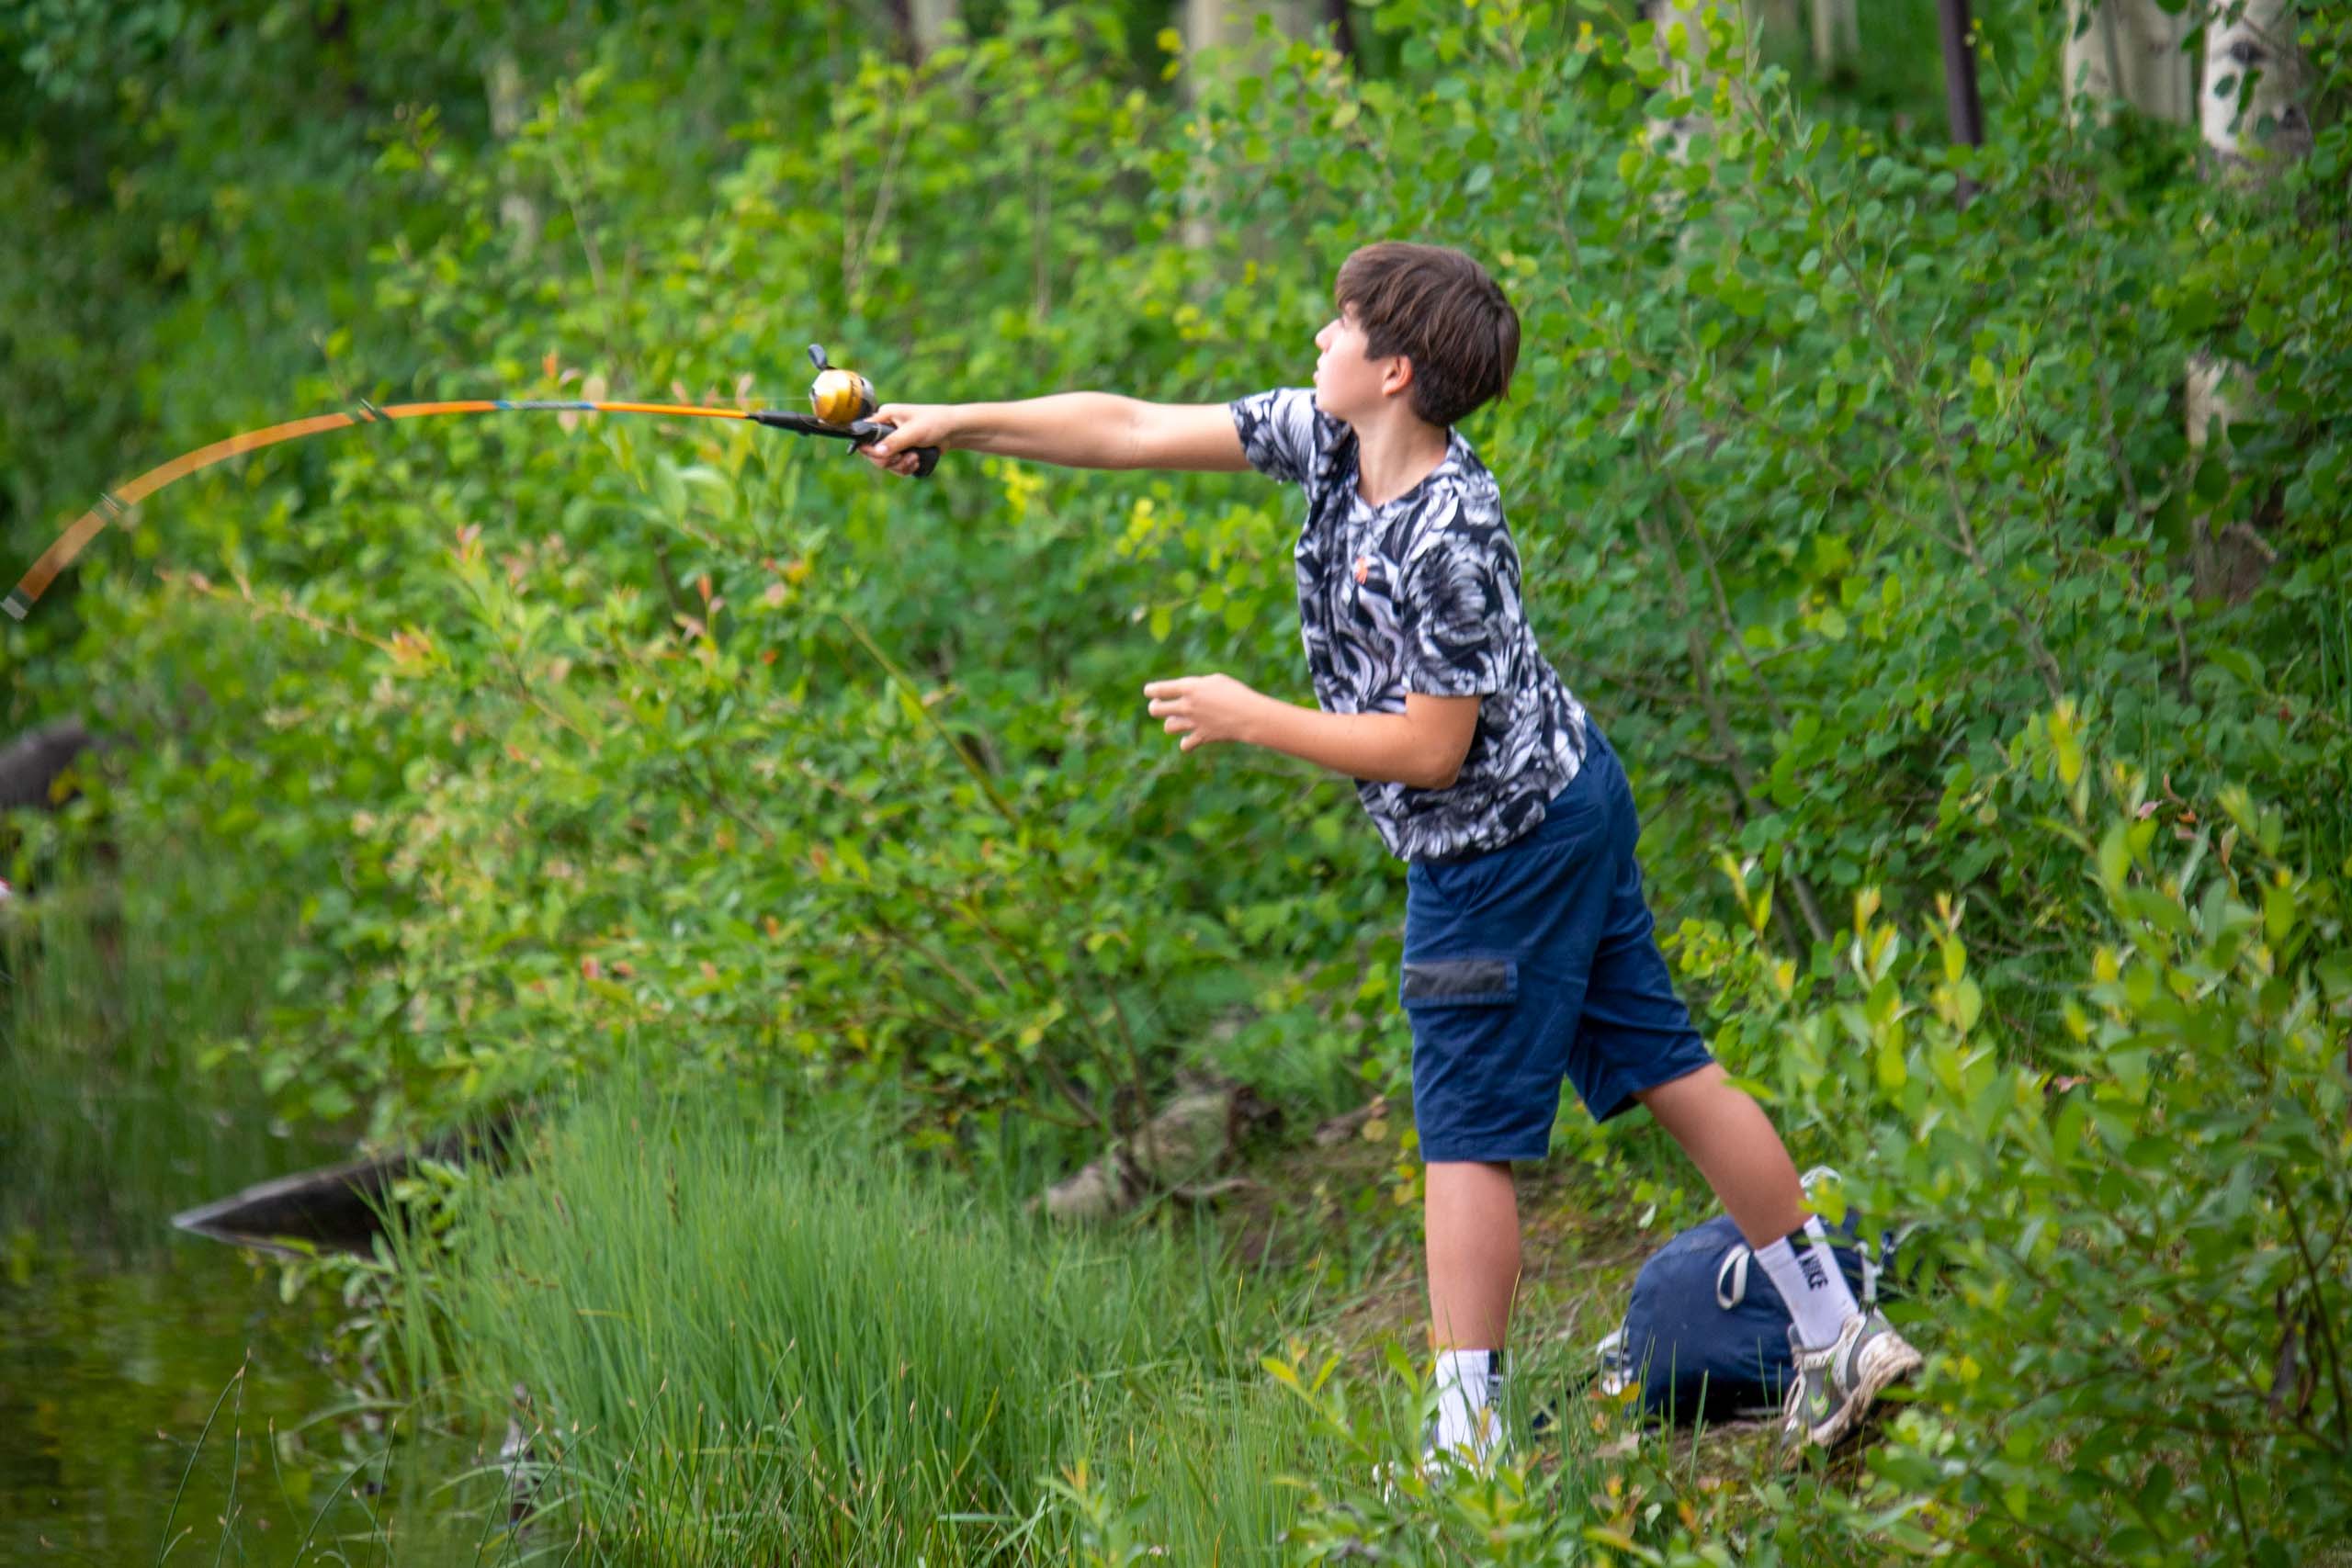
[1350,406,1453,508]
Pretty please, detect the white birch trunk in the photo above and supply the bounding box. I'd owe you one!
[2188,0,2312,601]
[2199,0,2313,166]
[1647,0,1759,165]
[1180,0,1318,255]
[485,51,542,255]
[1808,0,1857,75]
[909,0,959,62]
[2061,0,2194,125]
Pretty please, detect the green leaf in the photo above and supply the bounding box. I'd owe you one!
[2192,455,2230,504]
[2098,819,2133,892]
[1874,1032,1907,1091]
[2209,646,2265,687]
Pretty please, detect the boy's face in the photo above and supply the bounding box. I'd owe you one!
[1314,303,1406,423]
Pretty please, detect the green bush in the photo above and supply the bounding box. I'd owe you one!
[15,0,2344,1160]
[7,0,2352,1557]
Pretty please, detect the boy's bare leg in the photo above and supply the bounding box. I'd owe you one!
[1424,1159,1520,1348]
[1633,1064,1806,1249]
[1638,1062,1923,1454]
[1413,1159,1519,1468]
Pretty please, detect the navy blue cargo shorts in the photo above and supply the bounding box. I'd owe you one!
[1401,725,1716,1163]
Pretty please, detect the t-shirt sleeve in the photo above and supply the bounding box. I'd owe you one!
[1227,387,1322,486]
[1398,525,1515,697]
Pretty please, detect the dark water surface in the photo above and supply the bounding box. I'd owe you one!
[0,874,514,1566]
[5,1235,373,1564]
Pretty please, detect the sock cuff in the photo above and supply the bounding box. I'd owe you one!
[1435,1348,1505,1382]
[1772,1218,1834,1252]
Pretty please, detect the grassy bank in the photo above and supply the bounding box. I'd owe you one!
[390,1076,1385,1564]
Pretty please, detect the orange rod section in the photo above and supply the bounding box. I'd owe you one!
[6,399,759,620]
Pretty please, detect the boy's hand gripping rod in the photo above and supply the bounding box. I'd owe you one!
[3,343,939,621]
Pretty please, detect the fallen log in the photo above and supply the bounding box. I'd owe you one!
[171,1112,519,1257]
[0,716,120,811]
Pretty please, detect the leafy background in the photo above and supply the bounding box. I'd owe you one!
[4,0,2349,1560]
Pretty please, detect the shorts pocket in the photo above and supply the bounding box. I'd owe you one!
[1399,953,1520,1008]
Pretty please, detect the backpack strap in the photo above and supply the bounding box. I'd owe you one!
[1715,1244,1750,1311]
[1594,1325,1634,1397]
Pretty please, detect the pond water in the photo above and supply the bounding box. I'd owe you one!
[5,1232,397,1564]
[0,874,513,1565]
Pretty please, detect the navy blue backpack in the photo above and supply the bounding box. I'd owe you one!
[1596,1170,1906,1425]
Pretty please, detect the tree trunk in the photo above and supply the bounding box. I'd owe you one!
[2062,0,2194,126]
[484,50,543,255]
[1808,0,1858,76]
[1938,0,1986,156]
[2188,0,2310,603]
[1179,0,1320,256]
[1325,0,1360,63]
[1182,0,1320,79]
[910,0,959,63]
[2199,0,2314,166]
[1646,1,1759,165]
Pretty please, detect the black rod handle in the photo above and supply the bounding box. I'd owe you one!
[749,411,940,479]
[847,418,940,478]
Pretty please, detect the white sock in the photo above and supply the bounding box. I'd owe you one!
[1432,1348,1503,1459]
[1754,1216,1860,1351]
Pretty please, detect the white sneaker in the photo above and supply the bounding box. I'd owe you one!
[1373,1419,1506,1504]
[1777,1307,1922,1461]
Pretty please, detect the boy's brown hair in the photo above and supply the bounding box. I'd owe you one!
[1334,242,1521,429]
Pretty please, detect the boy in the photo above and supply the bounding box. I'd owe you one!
[856,241,1920,1470]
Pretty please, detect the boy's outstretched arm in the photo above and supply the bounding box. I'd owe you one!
[859,398,1251,475]
[1144,676,1479,792]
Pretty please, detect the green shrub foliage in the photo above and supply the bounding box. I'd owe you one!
[6,0,2350,1558]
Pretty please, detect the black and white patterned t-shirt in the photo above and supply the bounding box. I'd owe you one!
[1228,386,1589,863]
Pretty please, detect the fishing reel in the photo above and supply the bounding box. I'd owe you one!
[748,344,940,478]
[808,343,876,424]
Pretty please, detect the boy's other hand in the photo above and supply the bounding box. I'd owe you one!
[857,403,958,477]
[1144,673,1262,752]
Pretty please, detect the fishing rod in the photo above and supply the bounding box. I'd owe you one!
[2,343,939,622]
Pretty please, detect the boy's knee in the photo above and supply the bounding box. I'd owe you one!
[1633,1061,1726,1109]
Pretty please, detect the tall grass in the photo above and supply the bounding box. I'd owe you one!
[390,1071,1359,1564]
